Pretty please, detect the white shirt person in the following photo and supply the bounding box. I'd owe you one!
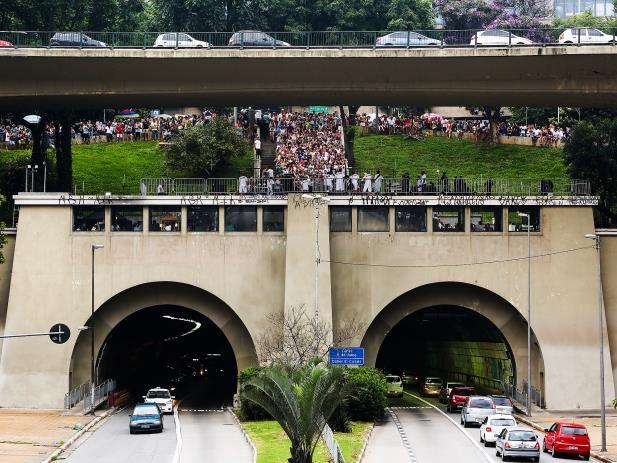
[373,171,383,193]
[362,172,372,193]
[335,171,345,192]
[239,175,248,194]
[350,172,360,192]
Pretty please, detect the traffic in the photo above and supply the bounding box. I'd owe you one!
[0,27,615,49]
[389,374,593,462]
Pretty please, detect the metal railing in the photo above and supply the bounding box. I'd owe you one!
[320,418,346,463]
[503,383,543,411]
[64,381,91,409]
[83,378,116,413]
[0,28,616,49]
[138,177,591,197]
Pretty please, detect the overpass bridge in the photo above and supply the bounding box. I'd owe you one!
[2,45,617,109]
[0,190,616,412]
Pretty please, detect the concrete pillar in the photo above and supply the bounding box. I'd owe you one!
[284,194,333,330]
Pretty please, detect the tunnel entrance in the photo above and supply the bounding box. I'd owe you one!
[375,305,515,392]
[97,305,237,408]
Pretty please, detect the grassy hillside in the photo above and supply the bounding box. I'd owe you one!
[2,141,253,195]
[352,134,568,181]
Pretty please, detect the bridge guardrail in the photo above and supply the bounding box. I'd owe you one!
[137,177,591,197]
[1,28,616,49]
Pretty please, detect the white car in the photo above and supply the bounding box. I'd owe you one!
[143,387,174,414]
[154,33,210,48]
[470,29,533,46]
[559,28,615,44]
[480,414,517,446]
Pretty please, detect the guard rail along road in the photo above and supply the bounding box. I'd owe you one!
[1,27,617,48]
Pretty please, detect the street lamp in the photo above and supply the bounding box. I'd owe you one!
[302,194,330,318]
[518,211,532,416]
[585,233,607,453]
[89,244,104,413]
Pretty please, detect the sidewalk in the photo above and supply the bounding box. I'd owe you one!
[516,409,617,462]
[0,409,94,463]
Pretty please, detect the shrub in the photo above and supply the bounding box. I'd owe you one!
[237,367,271,421]
[344,367,387,422]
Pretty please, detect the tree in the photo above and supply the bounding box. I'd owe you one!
[165,118,248,178]
[564,119,617,227]
[433,0,496,30]
[256,305,363,367]
[465,106,503,143]
[241,361,351,463]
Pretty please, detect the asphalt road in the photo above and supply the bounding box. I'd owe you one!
[396,392,598,463]
[63,408,177,463]
[64,379,251,463]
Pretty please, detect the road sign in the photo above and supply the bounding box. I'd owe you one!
[49,323,70,344]
[329,347,364,366]
[309,106,329,113]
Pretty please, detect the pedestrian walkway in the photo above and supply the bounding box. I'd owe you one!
[362,411,411,463]
[0,409,94,463]
[518,409,617,462]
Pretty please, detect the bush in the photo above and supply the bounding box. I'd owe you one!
[344,367,387,422]
[238,367,271,421]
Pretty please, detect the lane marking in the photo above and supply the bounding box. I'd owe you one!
[172,400,183,463]
[387,408,418,463]
[403,391,493,463]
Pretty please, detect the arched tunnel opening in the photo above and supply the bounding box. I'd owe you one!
[97,305,237,409]
[376,305,515,393]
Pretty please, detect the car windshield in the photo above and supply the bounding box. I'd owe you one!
[387,376,401,383]
[492,397,512,406]
[147,390,170,399]
[133,405,160,416]
[426,378,442,384]
[447,383,464,388]
[453,389,474,396]
[508,431,537,442]
[491,419,516,426]
[470,398,493,408]
[562,426,587,436]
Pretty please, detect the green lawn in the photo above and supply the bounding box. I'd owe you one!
[2,141,253,194]
[242,421,372,463]
[353,134,568,181]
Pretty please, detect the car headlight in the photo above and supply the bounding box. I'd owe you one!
[153,420,161,424]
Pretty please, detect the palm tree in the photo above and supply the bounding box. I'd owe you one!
[241,362,351,463]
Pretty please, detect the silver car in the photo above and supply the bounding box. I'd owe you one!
[461,396,495,427]
[490,395,514,415]
[495,428,540,462]
[376,31,441,47]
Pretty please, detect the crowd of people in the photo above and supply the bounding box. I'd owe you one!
[0,112,219,149]
[356,113,570,147]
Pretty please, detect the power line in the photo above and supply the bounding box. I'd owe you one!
[323,245,594,269]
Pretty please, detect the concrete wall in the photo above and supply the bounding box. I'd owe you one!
[331,206,613,409]
[0,198,614,410]
[2,46,617,110]
[601,234,617,399]
[0,232,16,361]
[0,205,286,408]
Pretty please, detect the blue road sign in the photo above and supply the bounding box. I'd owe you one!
[329,347,365,366]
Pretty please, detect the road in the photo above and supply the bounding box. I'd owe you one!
[63,379,252,463]
[382,391,599,463]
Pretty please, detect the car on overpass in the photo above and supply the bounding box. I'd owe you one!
[49,32,106,47]
[559,28,616,44]
[228,31,290,47]
[154,33,210,48]
[376,31,441,47]
[471,29,533,46]
[129,403,164,434]
[0,40,12,47]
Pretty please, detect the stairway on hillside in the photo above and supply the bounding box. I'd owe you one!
[260,138,276,171]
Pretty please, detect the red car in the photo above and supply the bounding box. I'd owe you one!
[446,386,476,413]
[543,422,590,460]
[0,40,13,47]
